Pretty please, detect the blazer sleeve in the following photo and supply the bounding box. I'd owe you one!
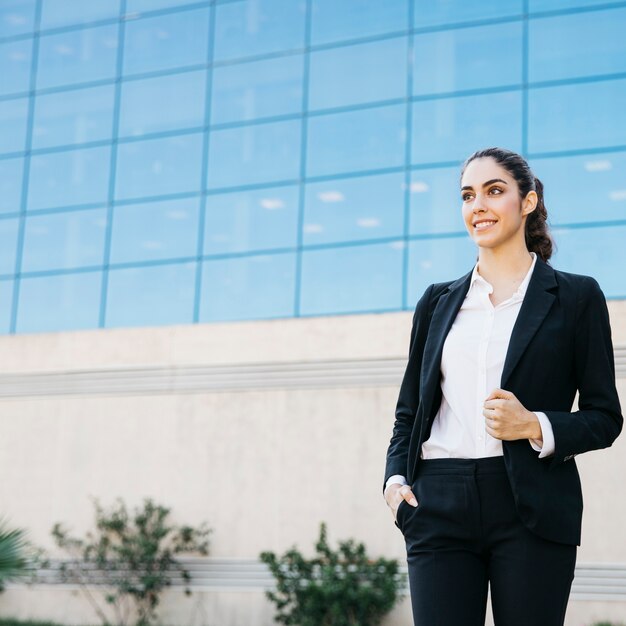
[382,283,434,494]
[543,277,623,471]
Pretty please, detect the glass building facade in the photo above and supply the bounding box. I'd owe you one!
[0,0,625,334]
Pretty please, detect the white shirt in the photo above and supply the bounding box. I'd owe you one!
[385,251,555,495]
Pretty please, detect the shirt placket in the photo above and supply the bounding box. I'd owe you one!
[476,289,495,455]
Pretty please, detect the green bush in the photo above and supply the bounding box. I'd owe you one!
[260,521,405,626]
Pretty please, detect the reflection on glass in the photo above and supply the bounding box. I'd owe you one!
[0,218,18,275]
[110,197,200,263]
[304,172,404,245]
[40,0,120,29]
[204,185,299,254]
[414,0,523,28]
[0,98,28,154]
[105,262,196,328]
[22,208,107,272]
[0,38,32,97]
[0,0,37,38]
[0,157,24,214]
[309,37,407,110]
[300,241,403,314]
[16,270,102,333]
[199,252,296,321]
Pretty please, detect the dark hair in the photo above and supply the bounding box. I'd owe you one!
[460,147,555,263]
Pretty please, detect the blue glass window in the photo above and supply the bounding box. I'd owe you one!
[300,241,403,315]
[303,172,405,245]
[110,197,200,263]
[0,217,18,275]
[28,145,111,211]
[529,8,626,83]
[310,0,409,46]
[0,98,28,155]
[0,157,24,214]
[308,37,407,111]
[115,133,204,200]
[37,24,119,90]
[411,91,523,165]
[32,84,115,149]
[0,280,12,332]
[123,8,210,76]
[119,70,207,138]
[550,224,625,298]
[16,270,102,333]
[21,208,107,272]
[199,252,296,321]
[0,0,37,38]
[211,55,303,125]
[40,0,120,29]
[207,119,301,189]
[214,0,306,62]
[529,152,626,225]
[407,236,477,306]
[0,38,32,97]
[127,0,206,11]
[413,21,522,96]
[105,262,195,328]
[204,185,299,255]
[413,0,523,28]
[409,166,465,235]
[306,104,406,178]
[528,0,617,12]
[528,79,626,154]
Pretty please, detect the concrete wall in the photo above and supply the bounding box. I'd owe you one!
[1,300,625,626]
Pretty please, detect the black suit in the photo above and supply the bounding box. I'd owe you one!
[384,254,623,547]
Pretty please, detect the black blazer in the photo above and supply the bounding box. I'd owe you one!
[383,254,623,546]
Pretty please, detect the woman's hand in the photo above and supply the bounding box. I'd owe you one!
[385,483,419,520]
[483,388,542,441]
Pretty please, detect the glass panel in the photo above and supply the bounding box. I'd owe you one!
[406,236,477,306]
[413,21,523,96]
[204,185,299,254]
[528,0,616,12]
[207,119,301,189]
[303,172,405,245]
[306,104,406,178]
[529,8,626,83]
[105,262,195,328]
[0,279,12,333]
[32,84,116,149]
[210,54,303,124]
[413,0,523,28]
[528,152,626,225]
[199,252,296,321]
[115,132,204,200]
[300,241,403,314]
[123,8,210,75]
[28,145,111,211]
[0,98,28,155]
[0,38,32,97]
[308,37,407,111]
[411,91,523,165]
[118,69,207,137]
[110,197,200,263]
[409,166,465,235]
[40,0,120,29]
[21,208,107,272]
[127,0,208,11]
[0,157,24,214]
[0,217,19,275]
[0,0,37,38]
[550,224,625,298]
[310,0,408,46]
[214,0,306,62]
[37,24,119,90]
[528,78,626,154]
[16,270,102,333]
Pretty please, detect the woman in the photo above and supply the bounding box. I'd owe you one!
[383,147,623,626]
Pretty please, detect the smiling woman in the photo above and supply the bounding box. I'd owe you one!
[383,146,623,626]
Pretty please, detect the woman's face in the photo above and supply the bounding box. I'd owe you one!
[460,157,535,250]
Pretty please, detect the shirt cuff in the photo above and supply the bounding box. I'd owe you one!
[384,474,408,497]
[528,411,555,458]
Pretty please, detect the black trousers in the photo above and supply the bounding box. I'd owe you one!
[395,456,577,626]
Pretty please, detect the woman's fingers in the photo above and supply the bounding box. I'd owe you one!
[399,485,418,507]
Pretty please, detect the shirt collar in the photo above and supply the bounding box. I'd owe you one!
[469,251,538,297]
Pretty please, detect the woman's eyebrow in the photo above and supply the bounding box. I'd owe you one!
[461,178,508,192]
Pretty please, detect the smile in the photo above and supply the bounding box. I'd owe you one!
[474,220,498,231]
